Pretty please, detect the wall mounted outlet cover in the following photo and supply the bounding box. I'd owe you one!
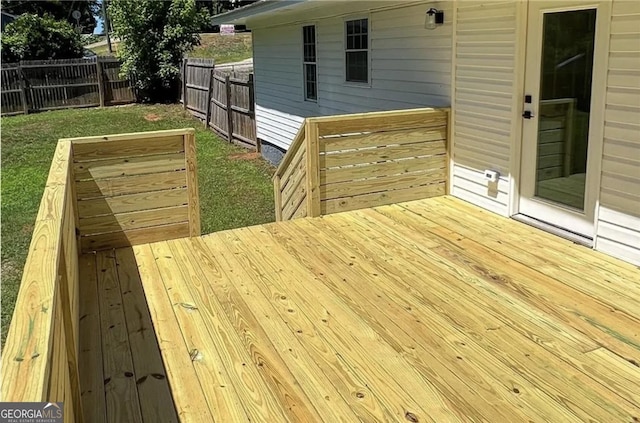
[484,169,500,183]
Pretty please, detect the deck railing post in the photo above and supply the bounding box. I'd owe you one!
[305,120,321,217]
[184,130,201,237]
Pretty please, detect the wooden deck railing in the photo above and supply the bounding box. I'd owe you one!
[1,129,200,422]
[273,108,450,220]
[273,124,308,221]
[70,129,200,252]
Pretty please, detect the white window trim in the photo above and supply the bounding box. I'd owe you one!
[343,15,371,88]
[302,23,318,102]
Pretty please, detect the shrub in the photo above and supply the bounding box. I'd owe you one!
[109,0,209,102]
[1,14,84,63]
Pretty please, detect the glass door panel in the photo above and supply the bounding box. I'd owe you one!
[534,9,596,211]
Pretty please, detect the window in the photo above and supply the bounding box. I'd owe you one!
[345,18,368,83]
[303,25,317,101]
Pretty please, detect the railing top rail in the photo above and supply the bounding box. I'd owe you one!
[61,128,195,145]
[307,107,449,125]
[310,107,450,138]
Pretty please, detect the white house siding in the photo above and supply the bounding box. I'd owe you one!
[252,24,316,149]
[250,1,453,150]
[595,0,640,265]
[450,0,522,216]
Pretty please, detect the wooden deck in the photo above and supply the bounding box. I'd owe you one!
[79,196,640,422]
[78,250,179,423]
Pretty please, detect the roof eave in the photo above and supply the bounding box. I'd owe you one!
[210,0,308,26]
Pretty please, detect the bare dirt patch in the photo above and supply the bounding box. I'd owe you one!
[228,152,261,161]
[1,260,18,277]
[144,113,162,122]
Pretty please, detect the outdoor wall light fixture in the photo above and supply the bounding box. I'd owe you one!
[425,8,444,29]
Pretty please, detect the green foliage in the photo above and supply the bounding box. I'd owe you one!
[1,0,98,33]
[1,14,84,63]
[82,33,105,45]
[190,33,252,64]
[109,0,210,102]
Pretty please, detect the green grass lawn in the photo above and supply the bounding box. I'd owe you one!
[89,42,119,56]
[1,104,275,343]
[190,33,253,64]
[89,33,252,63]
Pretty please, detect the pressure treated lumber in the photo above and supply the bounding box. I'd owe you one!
[315,210,638,420]
[274,107,450,221]
[134,244,214,422]
[1,141,73,407]
[69,129,200,253]
[73,152,186,180]
[114,248,178,423]
[129,195,639,423]
[149,241,252,422]
[78,255,106,423]
[96,251,143,423]
[76,188,188,216]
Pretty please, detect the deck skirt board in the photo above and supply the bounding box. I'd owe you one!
[78,196,639,422]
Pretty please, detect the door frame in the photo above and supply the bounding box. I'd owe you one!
[509,0,611,239]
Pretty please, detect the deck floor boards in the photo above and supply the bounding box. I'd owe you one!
[79,196,640,422]
[78,251,179,423]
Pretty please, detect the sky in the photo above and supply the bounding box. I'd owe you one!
[94,16,104,34]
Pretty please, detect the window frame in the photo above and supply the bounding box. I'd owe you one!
[344,16,370,86]
[302,24,318,102]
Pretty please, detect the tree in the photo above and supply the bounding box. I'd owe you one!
[1,14,84,63]
[0,1,99,34]
[109,0,209,102]
[199,0,258,14]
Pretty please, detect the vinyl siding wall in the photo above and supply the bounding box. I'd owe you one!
[450,0,522,216]
[251,1,452,150]
[250,0,639,265]
[595,0,640,265]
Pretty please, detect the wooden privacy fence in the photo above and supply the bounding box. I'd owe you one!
[182,57,257,150]
[0,129,200,422]
[1,57,136,115]
[273,108,450,221]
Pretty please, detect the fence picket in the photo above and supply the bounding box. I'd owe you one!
[1,57,135,115]
[181,58,257,150]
